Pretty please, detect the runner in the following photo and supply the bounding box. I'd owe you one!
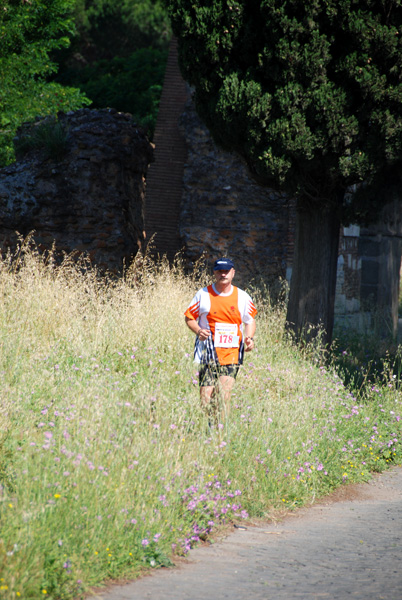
[184,258,257,424]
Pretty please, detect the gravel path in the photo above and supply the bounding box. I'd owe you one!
[93,466,402,600]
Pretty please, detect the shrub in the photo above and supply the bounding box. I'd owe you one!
[55,48,168,136]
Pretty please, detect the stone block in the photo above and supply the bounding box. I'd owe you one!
[361,259,379,285]
[358,237,381,257]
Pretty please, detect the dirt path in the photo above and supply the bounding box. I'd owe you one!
[92,466,402,600]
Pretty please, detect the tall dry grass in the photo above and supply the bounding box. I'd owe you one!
[0,242,401,599]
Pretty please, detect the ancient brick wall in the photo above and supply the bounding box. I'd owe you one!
[178,95,295,290]
[335,202,402,338]
[0,108,153,273]
[336,225,361,318]
[144,38,188,261]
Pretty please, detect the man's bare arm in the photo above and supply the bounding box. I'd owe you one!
[185,316,211,341]
[244,319,256,352]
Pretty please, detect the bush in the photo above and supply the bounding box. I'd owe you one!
[56,48,168,135]
[0,0,89,167]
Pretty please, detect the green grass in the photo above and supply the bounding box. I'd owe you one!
[0,244,401,599]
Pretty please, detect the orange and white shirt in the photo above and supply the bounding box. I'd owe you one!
[184,284,257,365]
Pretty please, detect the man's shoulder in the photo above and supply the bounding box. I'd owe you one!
[190,286,211,301]
[235,286,251,297]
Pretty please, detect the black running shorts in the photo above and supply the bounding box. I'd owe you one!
[198,362,240,387]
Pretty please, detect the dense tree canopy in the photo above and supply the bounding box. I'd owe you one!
[166,0,402,209]
[0,0,89,166]
[56,48,167,133]
[53,0,171,135]
[70,0,171,58]
[165,0,402,342]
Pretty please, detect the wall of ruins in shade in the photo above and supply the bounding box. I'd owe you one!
[0,109,153,274]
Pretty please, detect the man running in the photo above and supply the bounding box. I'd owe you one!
[184,257,257,423]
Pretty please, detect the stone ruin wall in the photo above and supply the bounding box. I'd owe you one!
[336,226,362,323]
[0,108,154,274]
[178,95,296,293]
[336,205,402,338]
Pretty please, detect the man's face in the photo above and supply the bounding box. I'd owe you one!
[214,268,235,286]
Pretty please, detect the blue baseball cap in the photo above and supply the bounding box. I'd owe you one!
[213,258,235,271]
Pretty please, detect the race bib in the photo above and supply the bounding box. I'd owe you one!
[214,323,239,348]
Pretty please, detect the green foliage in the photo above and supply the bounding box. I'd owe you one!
[165,0,402,217]
[0,0,90,166]
[56,47,168,134]
[53,1,171,136]
[72,0,171,57]
[331,324,402,390]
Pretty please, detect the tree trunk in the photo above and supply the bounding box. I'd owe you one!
[286,200,341,346]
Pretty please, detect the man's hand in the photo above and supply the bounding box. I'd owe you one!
[244,319,256,352]
[185,317,211,341]
[244,336,254,352]
[198,328,211,342]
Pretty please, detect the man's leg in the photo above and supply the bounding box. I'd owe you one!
[200,385,218,426]
[217,375,236,419]
[199,364,219,426]
[199,364,238,425]
[200,384,214,409]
